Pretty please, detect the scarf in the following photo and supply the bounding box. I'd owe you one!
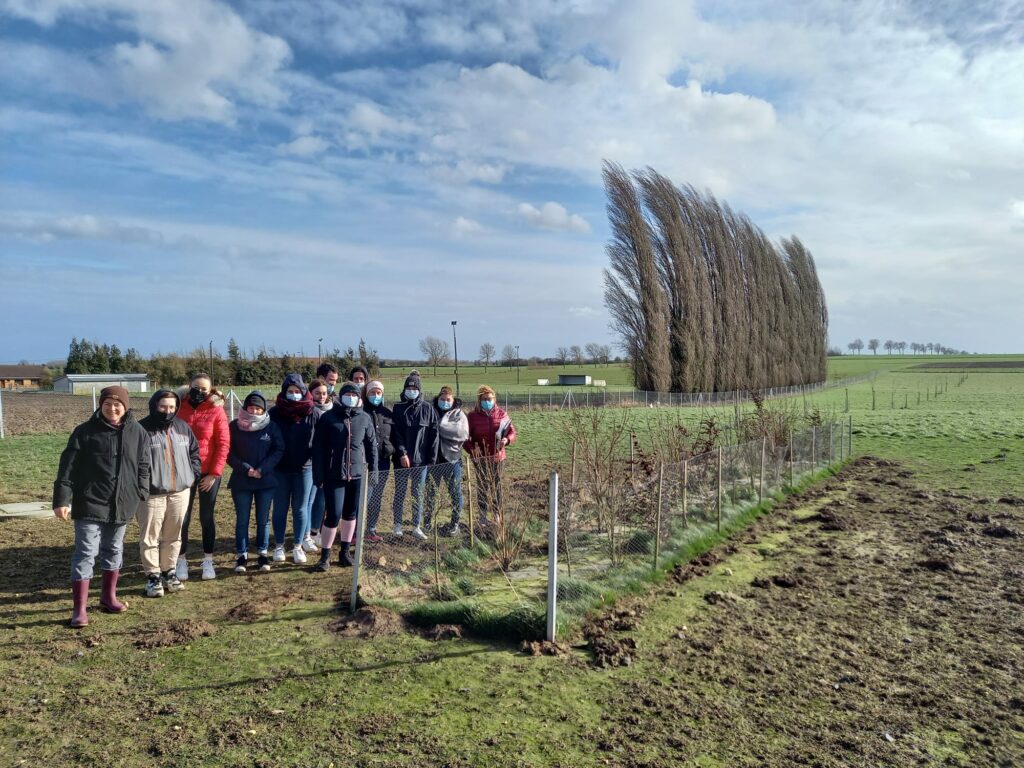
[237,409,270,432]
[275,391,314,421]
[314,400,334,414]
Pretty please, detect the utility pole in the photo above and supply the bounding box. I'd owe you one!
[515,344,520,385]
[209,340,214,385]
[318,337,323,365]
[451,321,460,397]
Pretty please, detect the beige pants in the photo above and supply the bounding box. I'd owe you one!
[137,490,189,575]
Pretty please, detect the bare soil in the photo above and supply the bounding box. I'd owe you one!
[134,619,217,649]
[327,605,406,638]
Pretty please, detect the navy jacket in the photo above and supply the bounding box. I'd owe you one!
[268,405,319,474]
[227,420,285,491]
[391,395,439,467]
[312,405,377,486]
[53,410,151,524]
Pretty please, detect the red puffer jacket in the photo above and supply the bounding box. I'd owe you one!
[175,391,230,476]
[464,406,517,462]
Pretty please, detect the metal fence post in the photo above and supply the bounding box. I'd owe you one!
[0,389,5,439]
[811,427,817,472]
[92,387,97,411]
[546,472,559,643]
[788,429,795,486]
[681,458,689,528]
[717,447,723,532]
[464,456,476,550]
[759,437,766,504]
[654,462,664,571]
[848,415,853,457]
[350,472,370,613]
[828,423,834,464]
[570,441,577,487]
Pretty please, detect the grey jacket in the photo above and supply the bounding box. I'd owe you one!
[434,398,469,464]
[141,419,201,494]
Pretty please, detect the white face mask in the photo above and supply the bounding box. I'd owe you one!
[286,392,303,402]
[341,395,359,408]
[404,389,419,401]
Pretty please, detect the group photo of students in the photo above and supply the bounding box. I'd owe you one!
[51,365,517,628]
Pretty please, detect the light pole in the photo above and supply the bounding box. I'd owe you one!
[451,321,460,397]
[318,338,323,365]
[515,344,520,385]
[209,340,214,385]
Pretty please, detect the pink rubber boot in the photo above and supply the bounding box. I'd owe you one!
[99,570,128,613]
[70,579,90,628]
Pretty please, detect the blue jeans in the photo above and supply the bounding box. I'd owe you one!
[393,465,428,527]
[233,488,273,555]
[366,467,390,532]
[71,520,127,581]
[425,461,463,526]
[272,468,312,548]
[304,484,325,538]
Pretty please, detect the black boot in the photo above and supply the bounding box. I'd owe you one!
[337,542,354,568]
[313,549,331,573]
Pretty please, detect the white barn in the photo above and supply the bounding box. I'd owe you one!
[53,373,151,394]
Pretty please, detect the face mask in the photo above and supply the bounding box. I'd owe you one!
[341,395,359,408]
[156,411,176,427]
[286,392,303,402]
[480,399,495,412]
[327,384,335,394]
[368,394,383,406]
[438,400,452,411]
[188,387,208,407]
[404,389,419,401]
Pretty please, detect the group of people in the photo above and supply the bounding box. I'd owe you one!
[52,365,517,628]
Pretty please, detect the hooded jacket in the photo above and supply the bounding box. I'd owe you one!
[175,387,230,477]
[269,373,320,473]
[53,409,151,524]
[312,404,377,486]
[363,399,396,468]
[139,389,201,495]
[226,417,285,491]
[391,375,439,467]
[433,396,469,464]
[465,404,517,463]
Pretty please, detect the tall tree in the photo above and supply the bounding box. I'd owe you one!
[570,345,583,367]
[584,342,603,366]
[868,339,879,355]
[556,347,570,367]
[419,336,450,375]
[500,344,517,367]
[478,342,496,372]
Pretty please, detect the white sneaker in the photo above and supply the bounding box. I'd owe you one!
[392,524,403,537]
[175,556,189,582]
[145,575,164,598]
[234,555,247,574]
[312,530,322,548]
[301,536,319,553]
[201,557,216,580]
[273,545,286,562]
[293,546,307,564]
[411,526,428,541]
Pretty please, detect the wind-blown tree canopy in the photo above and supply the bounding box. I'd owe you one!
[603,162,828,392]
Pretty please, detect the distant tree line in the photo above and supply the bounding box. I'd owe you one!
[602,163,828,392]
[847,339,967,355]
[64,337,381,388]
[416,338,617,374]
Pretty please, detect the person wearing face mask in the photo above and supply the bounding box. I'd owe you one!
[269,373,319,565]
[361,379,395,542]
[316,363,339,399]
[174,372,229,582]
[302,377,333,549]
[228,392,284,574]
[425,386,469,536]
[390,373,439,539]
[53,386,151,628]
[311,382,377,570]
[137,389,201,598]
[464,385,517,525]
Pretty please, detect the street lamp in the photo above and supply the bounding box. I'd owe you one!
[209,340,214,385]
[451,321,460,397]
[318,338,323,365]
[515,344,520,385]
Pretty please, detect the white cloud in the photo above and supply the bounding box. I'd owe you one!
[517,202,590,234]
[0,213,167,245]
[568,306,597,317]
[451,216,484,238]
[277,135,330,156]
[1011,200,1024,224]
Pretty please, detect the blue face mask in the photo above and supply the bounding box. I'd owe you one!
[438,400,452,411]
[341,395,359,408]
[327,384,335,394]
[404,389,419,401]
[286,392,303,402]
[480,399,495,412]
[368,394,383,406]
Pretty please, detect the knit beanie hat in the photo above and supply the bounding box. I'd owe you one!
[280,372,307,394]
[339,382,361,398]
[366,379,384,394]
[404,374,421,391]
[243,391,268,411]
[99,385,130,410]
[477,385,496,401]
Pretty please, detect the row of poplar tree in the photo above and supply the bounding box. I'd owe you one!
[602,162,828,393]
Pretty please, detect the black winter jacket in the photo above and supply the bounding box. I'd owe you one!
[268,405,320,473]
[391,395,439,467]
[226,420,285,491]
[53,410,151,524]
[312,405,377,486]
[363,400,396,468]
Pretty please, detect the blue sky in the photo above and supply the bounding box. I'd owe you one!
[1,0,1022,364]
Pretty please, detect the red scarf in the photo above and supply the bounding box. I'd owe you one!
[275,391,314,421]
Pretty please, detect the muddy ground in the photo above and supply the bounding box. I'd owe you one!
[580,456,1023,766]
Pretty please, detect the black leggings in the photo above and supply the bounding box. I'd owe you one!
[181,476,221,555]
[323,477,363,528]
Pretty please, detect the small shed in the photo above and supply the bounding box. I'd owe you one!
[558,374,592,386]
[0,365,44,390]
[53,373,150,394]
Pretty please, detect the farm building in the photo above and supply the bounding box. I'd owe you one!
[0,365,44,389]
[53,373,150,394]
[558,374,592,386]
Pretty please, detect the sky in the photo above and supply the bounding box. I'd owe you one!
[1,0,1022,364]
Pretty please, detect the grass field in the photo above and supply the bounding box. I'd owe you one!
[1,354,1022,766]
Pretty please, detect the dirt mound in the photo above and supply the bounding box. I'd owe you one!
[423,624,463,641]
[997,496,1024,506]
[328,605,405,638]
[983,525,1020,539]
[134,619,217,649]
[704,590,742,605]
[590,635,637,668]
[520,640,570,657]
[225,592,298,623]
[802,507,856,531]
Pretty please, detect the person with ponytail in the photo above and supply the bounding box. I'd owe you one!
[311,382,377,571]
[228,392,284,573]
[174,372,229,581]
[269,373,319,564]
[302,377,333,549]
